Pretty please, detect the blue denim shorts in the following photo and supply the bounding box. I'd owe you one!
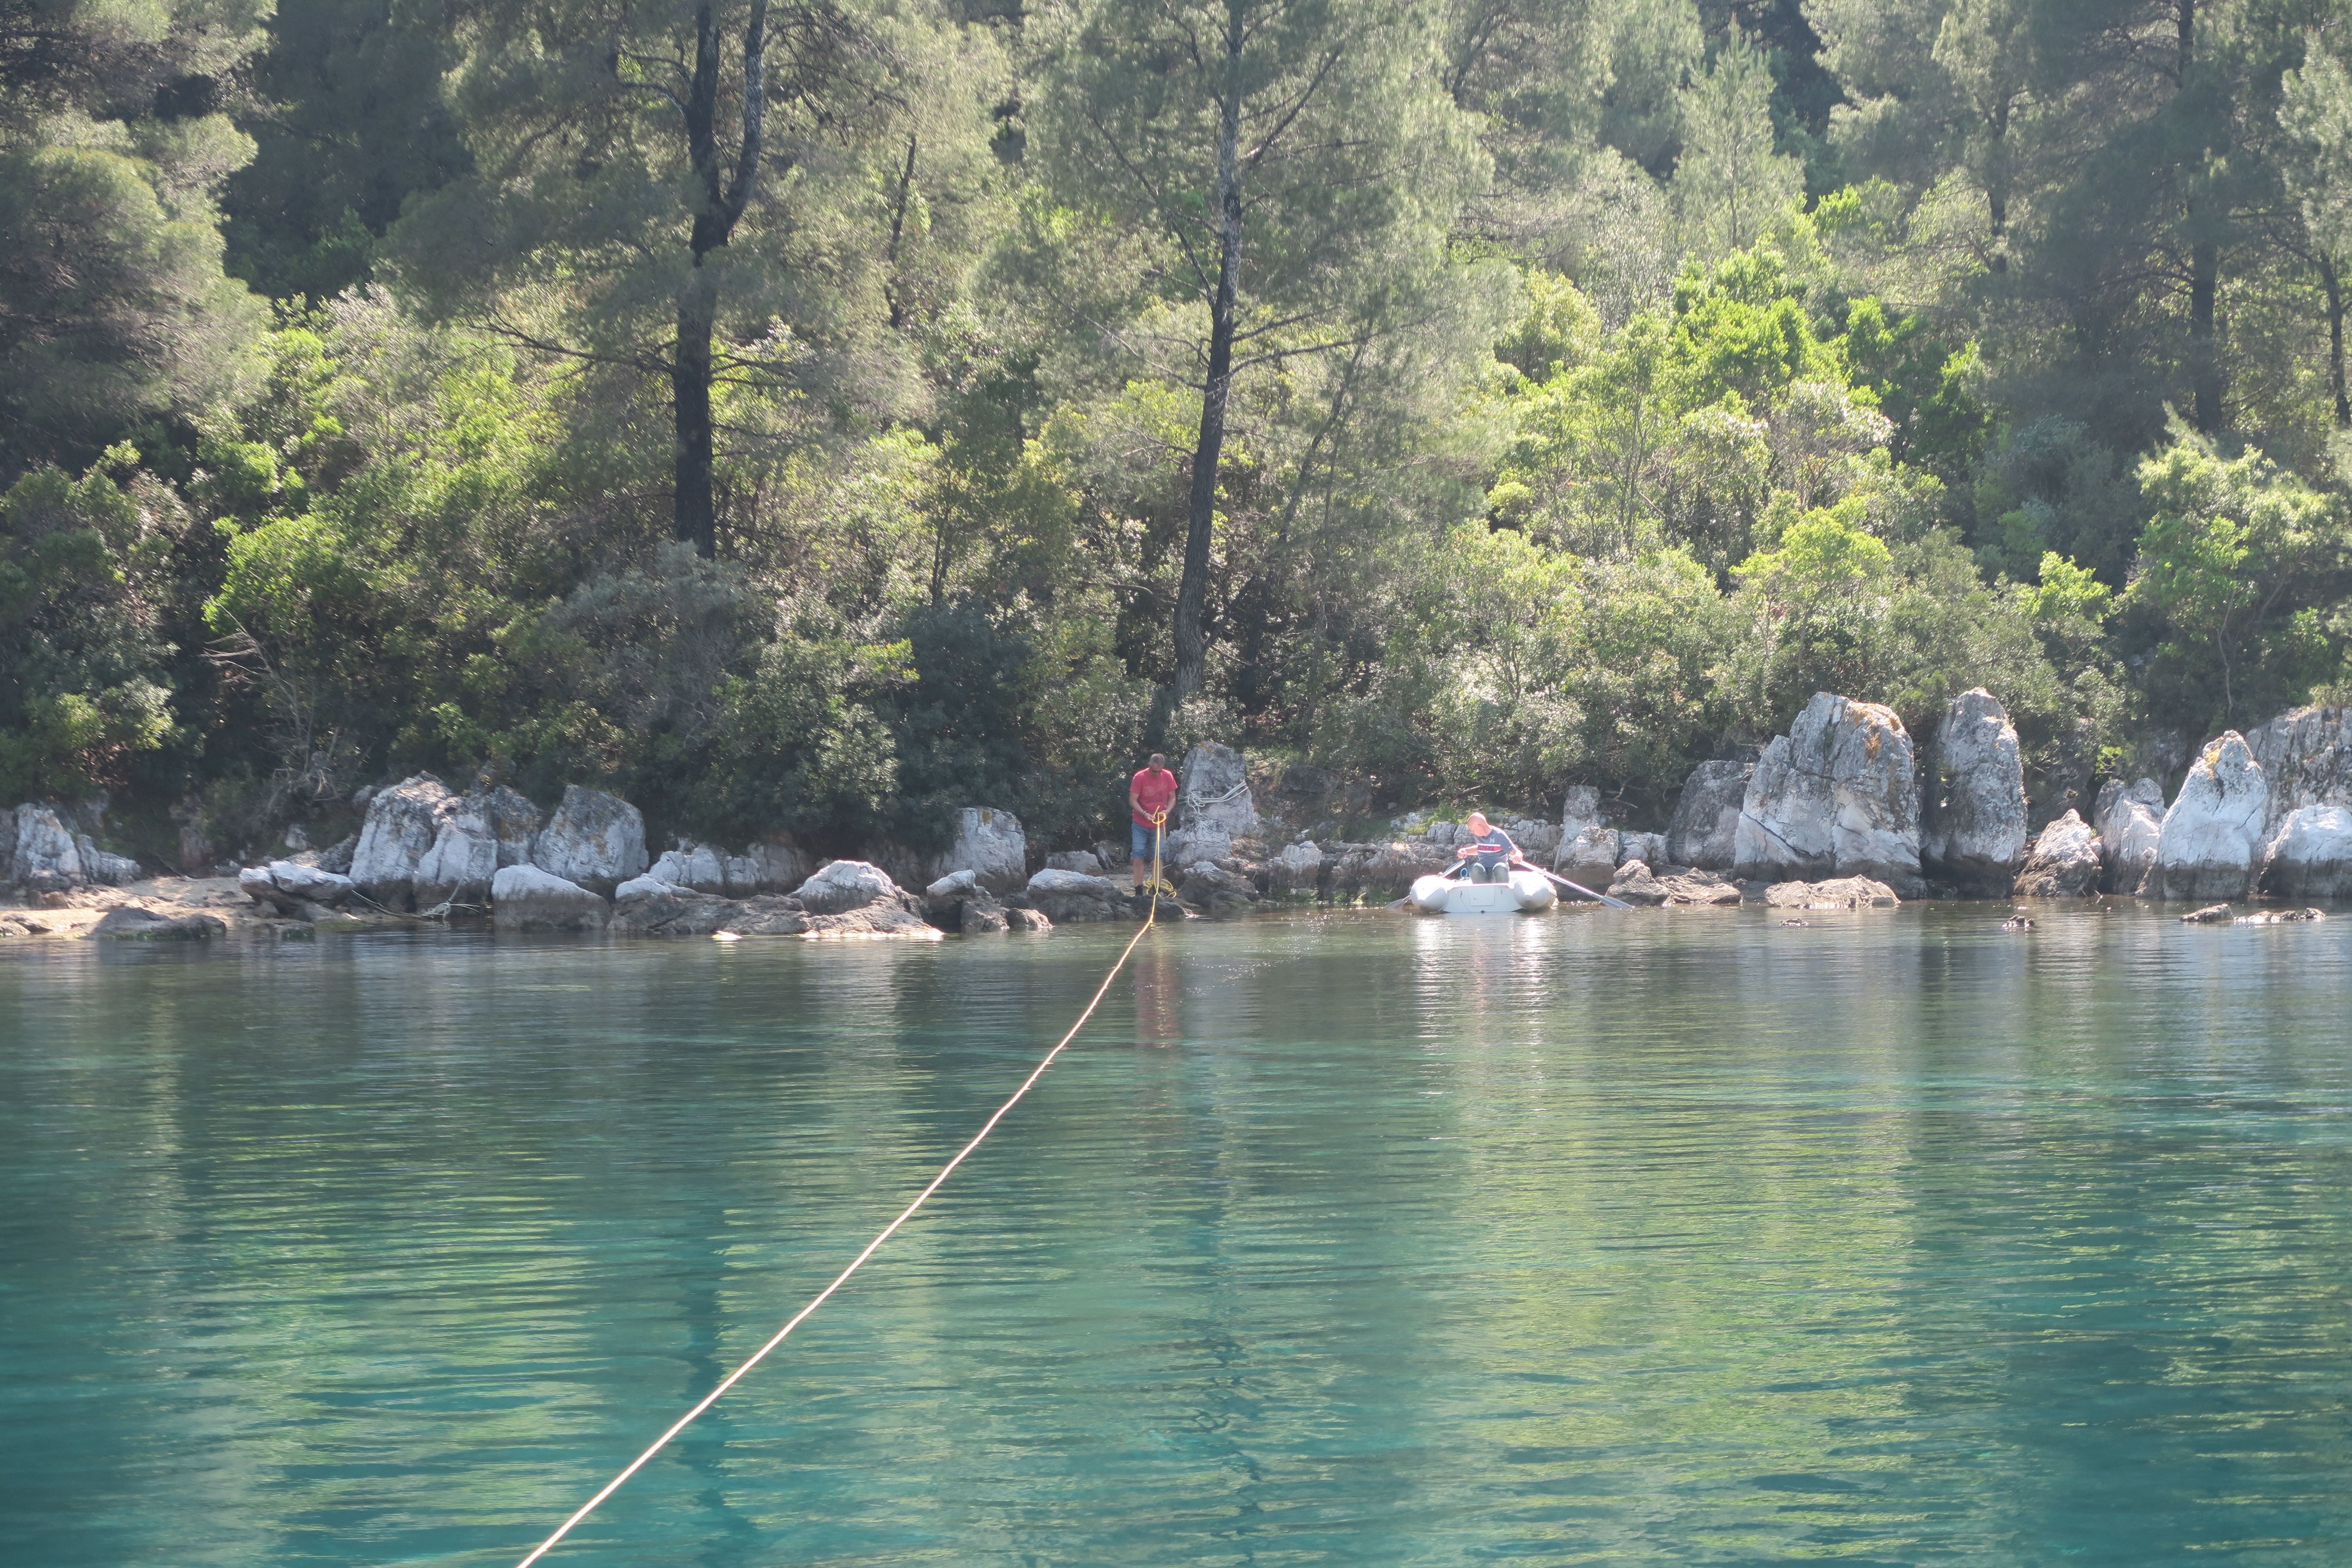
[1131,820,1159,861]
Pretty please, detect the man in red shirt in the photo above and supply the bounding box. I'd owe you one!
[1129,752,1179,893]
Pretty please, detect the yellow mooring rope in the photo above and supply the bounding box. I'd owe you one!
[510,818,1169,1567]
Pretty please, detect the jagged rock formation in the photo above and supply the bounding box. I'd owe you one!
[1733,693,1923,896]
[530,786,649,898]
[2013,811,2101,897]
[1921,688,2027,891]
[2145,733,2269,901]
[1666,760,1752,870]
[2094,778,2165,894]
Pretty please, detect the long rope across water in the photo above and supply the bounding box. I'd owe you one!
[508,821,1170,1567]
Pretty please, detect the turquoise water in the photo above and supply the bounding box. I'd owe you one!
[3,905,2350,1566]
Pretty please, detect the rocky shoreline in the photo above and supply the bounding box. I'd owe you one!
[6,692,2351,943]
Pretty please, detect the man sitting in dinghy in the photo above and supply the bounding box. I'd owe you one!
[1453,812,1527,883]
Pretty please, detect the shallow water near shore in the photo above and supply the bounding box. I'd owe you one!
[4,903,2351,1566]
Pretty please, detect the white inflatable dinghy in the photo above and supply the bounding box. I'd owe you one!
[1408,868,1558,914]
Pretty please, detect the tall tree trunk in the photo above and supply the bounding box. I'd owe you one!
[669,0,770,558]
[674,273,720,558]
[2177,0,2222,433]
[1171,6,1246,702]
[2324,253,2349,429]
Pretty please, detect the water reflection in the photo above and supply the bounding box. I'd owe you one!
[3,909,2351,1566]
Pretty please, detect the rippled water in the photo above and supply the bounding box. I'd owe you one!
[4,905,2351,1566]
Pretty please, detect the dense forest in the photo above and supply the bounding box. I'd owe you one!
[9,0,2352,863]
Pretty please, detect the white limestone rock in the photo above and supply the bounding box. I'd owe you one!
[1045,850,1102,874]
[1268,839,1324,893]
[530,786,649,898]
[2094,778,2165,895]
[2013,810,2101,898]
[75,834,139,886]
[615,873,693,901]
[349,775,456,910]
[1733,693,1923,896]
[1922,688,2028,889]
[1666,760,1754,870]
[1555,825,1620,882]
[1617,831,1667,868]
[1505,817,1561,860]
[928,806,1028,892]
[649,841,729,894]
[793,859,911,916]
[475,785,542,867]
[1178,744,1257,838]
[1026,866,1124,923]
[2260,803,2352,900]
[12,804,85,889]
[1559,785,1602,834]
[722,841,809,897]
[2244,705,2352,835]
[925,867,981,900]
[412,805,498,909]
[2145,732,2270,901]
[491,864,610,931]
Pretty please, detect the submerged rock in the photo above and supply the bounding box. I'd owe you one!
[803,903,942,939]
[1734,693,1923,896]
[2013,810,2101,898]
[2235,906,2326,925]
[1666,760,1752,870]
[1921,688,2028,891]
[2179,903,2235,923]
[2146,733,2269,901]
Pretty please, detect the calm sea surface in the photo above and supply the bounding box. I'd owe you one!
[3,905,2350,1567]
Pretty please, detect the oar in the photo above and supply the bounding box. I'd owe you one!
[1529,863,1634,909]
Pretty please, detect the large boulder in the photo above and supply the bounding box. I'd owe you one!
[611,887,808,937]
[1176,861,1257,914]
[2094,778,2165,895]
[648,841,729,894]
[1617,830,1667,868]
[1026,866,1125,923]
[2260,804,2352,900]
[1267,840,1324,894]
[490,864,610,931]
[2145,732,2270,901]
[1176,743,1257,842]
[1666,760,1753,870]
[2013,810,2101,898]
[1764,877,1901,908]
[2244,705,2352,831]
[1733,693,1923,896]
[793,859,916,916]
[75,835,139,886]
[1559,785,1602,835]
[530,786,648,898]
[88,906,226,940]
[803,903,944,940]
[727,840,810,897]
[1921,688,2028,891]
[927,807,1028,893]
[349,775,457,910]
[239,860,360,916]
[413,804,499,910]
[11,804,85,891]
[1555,825,1620,883]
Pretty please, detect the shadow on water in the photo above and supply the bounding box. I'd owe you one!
[3,904,2350,1565]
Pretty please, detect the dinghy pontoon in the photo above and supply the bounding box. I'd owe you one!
[1408,868,1558,914]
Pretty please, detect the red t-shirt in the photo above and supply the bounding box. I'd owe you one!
[1131,767,1178,827]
